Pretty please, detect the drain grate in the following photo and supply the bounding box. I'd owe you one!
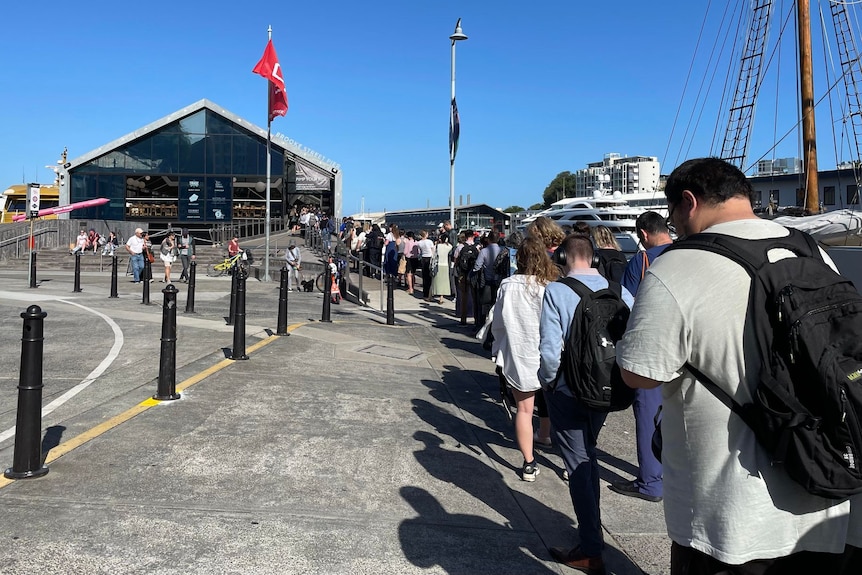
[356,344,423,361]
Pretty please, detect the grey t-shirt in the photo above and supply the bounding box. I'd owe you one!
[617,218,860,563]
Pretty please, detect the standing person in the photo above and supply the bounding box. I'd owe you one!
[416,230,435,300]
[284,242,302,291]
[491,236,559,481]
[430,235,452,303]
[472,230,503,328]
[443,221,459,297]
[364,224,385,278]
[125,228,145,283]
[352,224,367,273]
[142,232,155,282]
[609,211,673,504]
[319,212,334,253]
[177,228,196,282]
[591,225,628,283]
[526,216,566,258]
[618,158,861,574]
[403,231,418,294]
[227,236,241,258]
[538,234,634,573]
[159,231,177,284]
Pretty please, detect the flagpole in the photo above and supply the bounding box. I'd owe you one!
[264,25,273,282]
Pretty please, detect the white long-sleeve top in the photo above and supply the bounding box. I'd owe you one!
[490,274,546,392]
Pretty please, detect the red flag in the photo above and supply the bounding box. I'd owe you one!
[253,39,288,121]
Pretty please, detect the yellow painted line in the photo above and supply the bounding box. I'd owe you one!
[0,323,305,489]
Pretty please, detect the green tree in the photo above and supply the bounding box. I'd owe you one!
[542,171,577,208]
[528,202,545,210]
[503,205,526,213]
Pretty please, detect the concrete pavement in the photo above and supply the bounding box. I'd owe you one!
[0,256,670,574]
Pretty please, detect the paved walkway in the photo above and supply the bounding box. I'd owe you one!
[0,257,670,574]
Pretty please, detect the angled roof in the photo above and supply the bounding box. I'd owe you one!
[65,98,337,173]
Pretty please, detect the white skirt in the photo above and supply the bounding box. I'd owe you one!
[160,253,175,265]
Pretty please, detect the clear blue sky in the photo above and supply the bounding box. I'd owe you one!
[0,1,852,213]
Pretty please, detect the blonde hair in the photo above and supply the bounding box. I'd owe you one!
[526,216,565,250]
[591,225,621,250]
[516,236,560,285]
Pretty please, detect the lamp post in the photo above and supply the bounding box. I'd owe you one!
[449,18,468,231]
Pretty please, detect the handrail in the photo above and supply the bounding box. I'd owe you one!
[0,228,56,249]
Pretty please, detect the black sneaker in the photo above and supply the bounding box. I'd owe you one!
[522,461,540,482]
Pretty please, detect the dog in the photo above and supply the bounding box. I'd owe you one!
[301,279,315,292]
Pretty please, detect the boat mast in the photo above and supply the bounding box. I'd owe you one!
[799,0,820,213]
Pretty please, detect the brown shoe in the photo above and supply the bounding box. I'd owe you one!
[549,547,605,575]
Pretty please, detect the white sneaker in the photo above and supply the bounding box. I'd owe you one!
[522,461,540,482]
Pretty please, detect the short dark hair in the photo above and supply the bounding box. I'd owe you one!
[635,211,668,236]
[665,157,755,207]
[560,234,593,264]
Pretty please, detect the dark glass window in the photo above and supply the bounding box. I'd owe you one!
[124,139,158,173]
[795,188,805,207]
[206,111,243,135]
[179,136,205,173]
[848,185,859,205]
[232,134,259,175]
[823,186,835,205]
[207,135,232,174]
[179,111,206,136]
[151,132,179,174]
[753,190,762,207]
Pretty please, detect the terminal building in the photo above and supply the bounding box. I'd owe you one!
[382,204,510,236]
[57,99,341,231]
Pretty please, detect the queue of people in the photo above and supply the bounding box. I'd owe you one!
[479,158,861,574]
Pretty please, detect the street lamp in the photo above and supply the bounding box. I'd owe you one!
[449,18,468,230]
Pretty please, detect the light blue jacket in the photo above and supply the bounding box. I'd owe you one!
[538,269,635,395]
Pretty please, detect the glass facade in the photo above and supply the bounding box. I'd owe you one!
[69,109,294,222]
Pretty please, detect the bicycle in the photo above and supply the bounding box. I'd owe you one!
[206,251,247,277]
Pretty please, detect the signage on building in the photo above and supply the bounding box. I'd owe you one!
[179,178,204,221]
[295,162,331,192]
[207,177,232,222]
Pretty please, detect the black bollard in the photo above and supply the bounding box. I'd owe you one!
[386,274,395,325]
[4,305,49,479]
[142,258,152,305]
[29,252,37,289]
[154,285,181,400]
[321,262,332,323]
[73,252,82,293]
[227,268,238,325]
[276,265,289,336]
[230,265,249,360]
[109,255,119,298]
[184,260,197,314]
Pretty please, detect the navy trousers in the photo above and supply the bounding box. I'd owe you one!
[633,387,663,497]
[545,387,608,557]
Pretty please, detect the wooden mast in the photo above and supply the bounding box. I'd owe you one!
[798,0,820,213]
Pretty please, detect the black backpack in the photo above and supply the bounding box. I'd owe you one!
[668,228,862,499]
[493,246,511,282]
[459,243,479,275]
[596,249,628,283]
[557,277,635,412]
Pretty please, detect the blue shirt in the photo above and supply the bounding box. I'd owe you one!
[538,269,635,394]
[621,244,671,296]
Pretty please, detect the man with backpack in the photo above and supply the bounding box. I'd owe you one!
[471,230,503,329]
[538,234,635,573]
[609,211,673,504]
[617,158,861,574]
[454,231,479,325]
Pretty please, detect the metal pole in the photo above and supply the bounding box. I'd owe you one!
[73,252,82,292]
[230,266,249,360]
[264,25,273,282]
[29,252,37,289]
[4,305,49,480]
[386,274,395,325]
[449,35,456,229]
[109,255,119,298]
[185,260,197,313]
[142,258,151,305]
[154,285,181,400]
[228,268,238,325]
[276,265,289,335]
[321,260,332,323]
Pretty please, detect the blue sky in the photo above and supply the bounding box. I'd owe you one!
[1,1,855,213]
